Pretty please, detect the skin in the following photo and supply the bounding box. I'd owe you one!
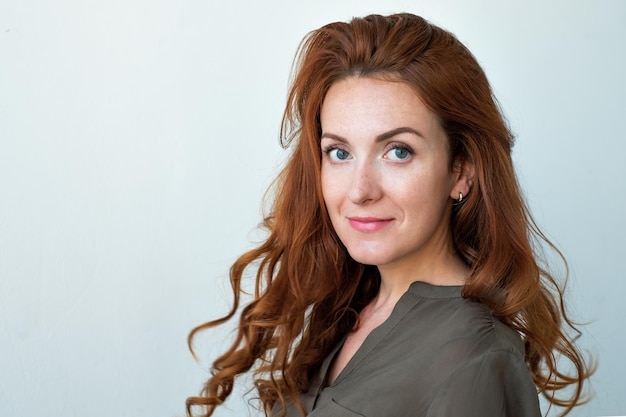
[319,76,474,383]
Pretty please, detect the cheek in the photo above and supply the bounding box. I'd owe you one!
[320,169,338,209]
[389,166,452,206]
[321,170,350,226]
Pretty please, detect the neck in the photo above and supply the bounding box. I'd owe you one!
[375,249,468,306]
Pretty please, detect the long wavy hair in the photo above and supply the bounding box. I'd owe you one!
[187,13,592,417]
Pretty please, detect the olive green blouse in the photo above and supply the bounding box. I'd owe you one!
[271,281,541,417]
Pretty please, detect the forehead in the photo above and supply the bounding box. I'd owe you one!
[320,76,442,139]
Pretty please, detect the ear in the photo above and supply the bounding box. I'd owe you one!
[450,159,475,200]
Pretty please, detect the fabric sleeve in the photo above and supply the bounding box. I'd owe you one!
[425,348,541,417]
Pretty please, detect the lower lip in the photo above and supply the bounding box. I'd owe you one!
[348,218,393,233]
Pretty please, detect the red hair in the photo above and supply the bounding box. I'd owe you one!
[187,13,592,416]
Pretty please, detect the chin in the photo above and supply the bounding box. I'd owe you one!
[345,249,391,267]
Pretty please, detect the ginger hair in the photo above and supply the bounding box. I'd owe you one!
[187,13,592,417]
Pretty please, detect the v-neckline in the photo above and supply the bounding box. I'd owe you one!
[305,281,464,412]
[324,285,421,387]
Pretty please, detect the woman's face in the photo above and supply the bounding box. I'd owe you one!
[320,76,472,277]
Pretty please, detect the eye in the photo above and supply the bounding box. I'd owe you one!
[384,145,413,161]
[323,146,351,162]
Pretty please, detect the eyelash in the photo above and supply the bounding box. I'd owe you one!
[322,144,342,155]
[321,143,415,161]
[384,143,414,159]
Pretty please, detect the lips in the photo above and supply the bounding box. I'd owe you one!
[347,216,393,232]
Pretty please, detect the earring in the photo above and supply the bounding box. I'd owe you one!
[458,192,463,203]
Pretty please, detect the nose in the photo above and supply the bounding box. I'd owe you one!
[347,159,383,204]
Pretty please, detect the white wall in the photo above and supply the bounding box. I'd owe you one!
[1,1,624,416]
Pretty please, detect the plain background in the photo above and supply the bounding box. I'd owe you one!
[1,0,624,416]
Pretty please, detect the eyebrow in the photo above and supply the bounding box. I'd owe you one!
[320,126,425,143]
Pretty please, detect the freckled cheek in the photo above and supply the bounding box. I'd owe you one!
[380,169,427,192]
[322,173,355,223]
[320,172,339,209]
[383,170,448,206]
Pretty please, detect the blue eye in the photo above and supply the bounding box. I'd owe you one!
[386,146,412,161]
[326,147,351,162]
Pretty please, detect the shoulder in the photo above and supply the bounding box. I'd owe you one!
[403,283,540,416]
[405,281,525,357]
[452,298,525,358]
[415,295,540,416]
[399,281,530,392]
[425,345,541,417]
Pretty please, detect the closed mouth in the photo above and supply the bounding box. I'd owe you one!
[347,217,393,232]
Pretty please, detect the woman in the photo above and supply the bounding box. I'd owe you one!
[187,13,592,417]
